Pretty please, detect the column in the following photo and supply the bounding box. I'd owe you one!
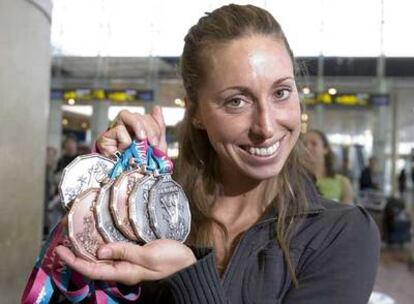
[48,99,63,155]
[314,54,325,130]
[0,0,52,302]
[372,55,390,192]
[91,100,110,142]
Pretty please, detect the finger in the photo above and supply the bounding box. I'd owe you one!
[114,124,133,151]
[97,125,132,157]
[141,116,161,147]
[118,111,147,141]
[55,245,149,285]
[150,106,167,152]
[55,246,118,280]
[97,242,145,264]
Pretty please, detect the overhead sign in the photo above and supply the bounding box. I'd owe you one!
[51,89,154,102]
[303,92,386,107]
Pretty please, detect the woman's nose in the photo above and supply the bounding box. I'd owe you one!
[249,104,274,141]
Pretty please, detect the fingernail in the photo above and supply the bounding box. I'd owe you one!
[139,129,146,139]
[98,247,111,259]
[151,137,159,146]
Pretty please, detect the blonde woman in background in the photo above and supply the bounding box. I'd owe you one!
[304,129,354,204]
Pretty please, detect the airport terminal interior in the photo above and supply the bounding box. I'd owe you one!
[1,0,414,303]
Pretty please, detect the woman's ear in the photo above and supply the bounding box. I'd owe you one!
[185,96,205,130]
[192,118,205,129]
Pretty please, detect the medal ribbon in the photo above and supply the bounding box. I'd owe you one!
[109,139,173,178]
[21,221,90,303]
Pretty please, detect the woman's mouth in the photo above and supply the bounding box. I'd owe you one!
[241,140,282,157]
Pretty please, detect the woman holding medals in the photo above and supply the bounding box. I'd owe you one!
[54,4,379,303]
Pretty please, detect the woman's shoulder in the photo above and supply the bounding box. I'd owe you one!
[294,199,380,252]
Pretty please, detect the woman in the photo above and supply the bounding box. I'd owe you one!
[56,4,379,303]
[304,129,354,205]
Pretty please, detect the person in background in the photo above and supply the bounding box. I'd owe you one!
[55,134,79,173]
[304,129,354,204]
[359,156,380,191]
[398,168,407,196]
[77,143,92,155]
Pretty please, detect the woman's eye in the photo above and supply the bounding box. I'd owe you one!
[275,88,291,100]
[225,98,246,108]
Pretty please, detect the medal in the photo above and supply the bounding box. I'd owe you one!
[147,174,191,242]
[110,169,144,241]
[129,175,158,243]
[59,154,115,209]
[68,188,106,261]
[94,180,130,243]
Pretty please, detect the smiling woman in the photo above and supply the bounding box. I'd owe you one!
[46,4,380,304]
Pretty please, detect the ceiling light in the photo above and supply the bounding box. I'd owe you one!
[328,88,337,95]
[302,87,311,95]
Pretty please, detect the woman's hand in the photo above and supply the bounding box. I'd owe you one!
[96,106,167,156]
[55,239,196,285]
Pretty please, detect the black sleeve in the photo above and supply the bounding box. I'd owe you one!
[283,206,380,304]
[162,247,228,304]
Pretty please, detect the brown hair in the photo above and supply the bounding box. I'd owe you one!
[175,4,311,286]
[308,129,336,178]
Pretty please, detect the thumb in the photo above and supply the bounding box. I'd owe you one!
[97,243,142,263]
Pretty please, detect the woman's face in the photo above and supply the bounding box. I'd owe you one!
[195,35,301,182]
[303,131,327,164]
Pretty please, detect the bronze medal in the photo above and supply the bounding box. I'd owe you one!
[110,170,144,241]
[68,188,105,261]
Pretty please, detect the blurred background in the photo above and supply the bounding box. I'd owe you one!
[0,0,413,303]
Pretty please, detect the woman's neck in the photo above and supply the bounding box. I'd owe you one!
[211,161,280,237]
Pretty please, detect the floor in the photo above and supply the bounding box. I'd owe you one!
[371,190,414,304]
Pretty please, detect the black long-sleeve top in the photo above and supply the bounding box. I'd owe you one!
[136,183,380,304]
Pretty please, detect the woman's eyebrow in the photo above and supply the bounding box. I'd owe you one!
[272,76,295,87]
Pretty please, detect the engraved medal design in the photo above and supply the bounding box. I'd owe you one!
[129,175,158,243]
[110,170,144,241]
[68,188,105,261]
[95,180,130,243]
[59,154,115,209]
[147,175,191,242]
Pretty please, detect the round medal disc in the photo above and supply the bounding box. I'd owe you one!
[94,180,131,243]
[129,175,158,243]
[147,175,191,242]
[110,170,144,241]
[68,188,105,261]
[59,154,115,209]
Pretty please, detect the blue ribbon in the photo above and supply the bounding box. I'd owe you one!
[109,140,172,179]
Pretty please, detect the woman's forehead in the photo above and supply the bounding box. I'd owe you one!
[202,35,294,87]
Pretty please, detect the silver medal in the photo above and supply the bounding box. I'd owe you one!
[94,180,131,243]
[129,175,158,243]
[59,154,115,209]
[147,175,191,242]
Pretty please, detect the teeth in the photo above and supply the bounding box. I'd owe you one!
[246,142,280,157]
